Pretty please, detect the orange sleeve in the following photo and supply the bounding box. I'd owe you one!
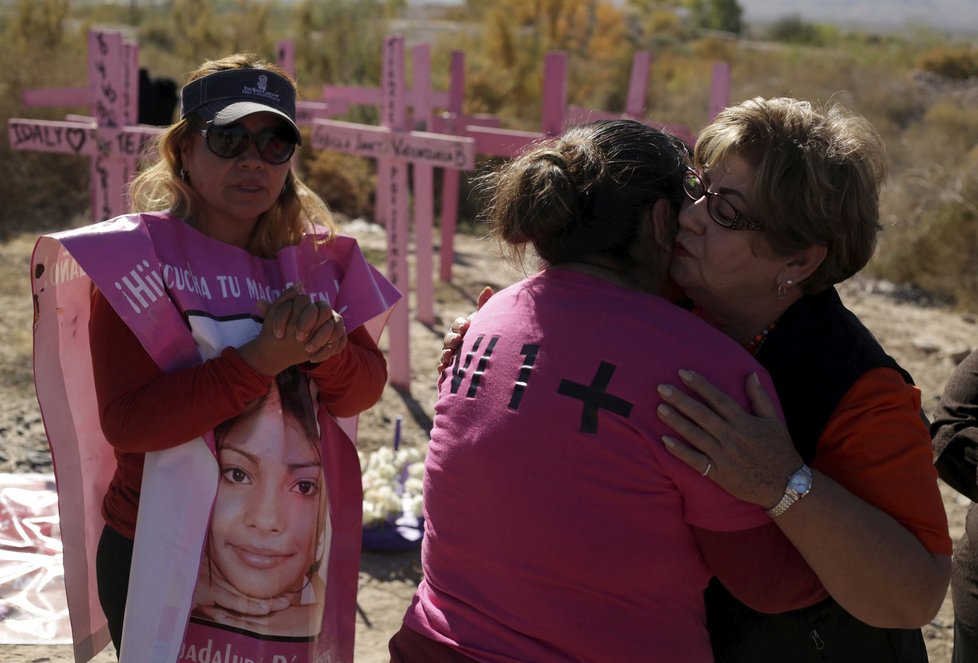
[812,367,952,556]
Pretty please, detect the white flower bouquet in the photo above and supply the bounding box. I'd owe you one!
[359,443,425,551]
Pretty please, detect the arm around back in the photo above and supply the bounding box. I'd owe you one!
[693,523,827,614]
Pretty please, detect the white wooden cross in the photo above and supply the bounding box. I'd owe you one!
[8,29,160,222]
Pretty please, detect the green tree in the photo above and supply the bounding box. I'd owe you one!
[687,0,743,34]
[294,0,388,86]
[7,0,71,50]
[767,15,823,45]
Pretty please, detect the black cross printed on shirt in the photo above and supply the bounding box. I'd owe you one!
[557,361,633,434]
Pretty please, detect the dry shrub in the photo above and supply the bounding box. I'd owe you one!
[691,36,737,62]
[874,149,978,309]
[764,15,824,46]
[918,47,978,80]
[0,5,91,236]
[300,150,375,220]
[923,101,978,151]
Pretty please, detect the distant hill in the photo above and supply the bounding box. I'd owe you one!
[739,0,978,35]
[410,0,977,36]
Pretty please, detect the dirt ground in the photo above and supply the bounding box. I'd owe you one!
[0,219,973,662]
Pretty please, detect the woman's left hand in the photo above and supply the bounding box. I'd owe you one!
[655,370,803,509]
[300,303,347,363]
[259,286,347,364]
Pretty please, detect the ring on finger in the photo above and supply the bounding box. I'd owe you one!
[701,460,713,477]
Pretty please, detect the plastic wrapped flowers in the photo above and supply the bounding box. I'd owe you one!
[359,444,425,551]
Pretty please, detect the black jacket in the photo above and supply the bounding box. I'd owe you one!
[707,287,926,663]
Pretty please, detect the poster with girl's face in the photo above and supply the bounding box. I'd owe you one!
[178,313,335,662]
[34,217,397,663]
[193,368,330,639]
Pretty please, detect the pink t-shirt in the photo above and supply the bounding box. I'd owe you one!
[404,269,777,663]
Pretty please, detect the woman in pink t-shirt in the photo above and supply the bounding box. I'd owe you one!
[389,119,823,663]
[434,99,951,662]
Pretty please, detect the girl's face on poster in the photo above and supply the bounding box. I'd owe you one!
[211,406,323,600]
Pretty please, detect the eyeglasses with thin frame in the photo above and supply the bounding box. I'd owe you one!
[197,123,297,165]
[682,167,762,231]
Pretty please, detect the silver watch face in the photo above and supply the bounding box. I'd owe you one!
[788,468,812,493]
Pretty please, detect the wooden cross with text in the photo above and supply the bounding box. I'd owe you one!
[296,41,499,291]
[309,35,476,391]
[280,38,469,331]
[8,29,160,222]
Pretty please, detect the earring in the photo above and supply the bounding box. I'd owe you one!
[179,168,189,182]
[777,278,794,300]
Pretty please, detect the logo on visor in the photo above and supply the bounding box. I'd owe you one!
[241,74,281,103]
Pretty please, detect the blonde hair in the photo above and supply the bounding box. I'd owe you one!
[129,53,336,257]
[694,97,887,293]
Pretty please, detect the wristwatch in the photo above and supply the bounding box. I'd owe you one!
[765,464,813,518]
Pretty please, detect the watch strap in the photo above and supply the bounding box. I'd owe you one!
[765,464,812,519]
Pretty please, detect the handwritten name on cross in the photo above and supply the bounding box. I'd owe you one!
[8,29,160,222]
[290,38,469,302]
[279,38,450,332]
[309,35,475,391]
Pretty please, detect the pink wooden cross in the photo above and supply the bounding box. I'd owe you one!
[566,51,695,144]
[279,39,453,336]
[434,52,733,283]
[9,29,160,222]
[308,35,475,391]
[321,57,451,116]
[308,41,487,305]
[427,52,568,284]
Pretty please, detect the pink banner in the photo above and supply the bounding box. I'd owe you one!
[32,212,400,662]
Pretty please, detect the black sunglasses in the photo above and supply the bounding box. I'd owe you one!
[682,167,762,231]
[198,123,297,165]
